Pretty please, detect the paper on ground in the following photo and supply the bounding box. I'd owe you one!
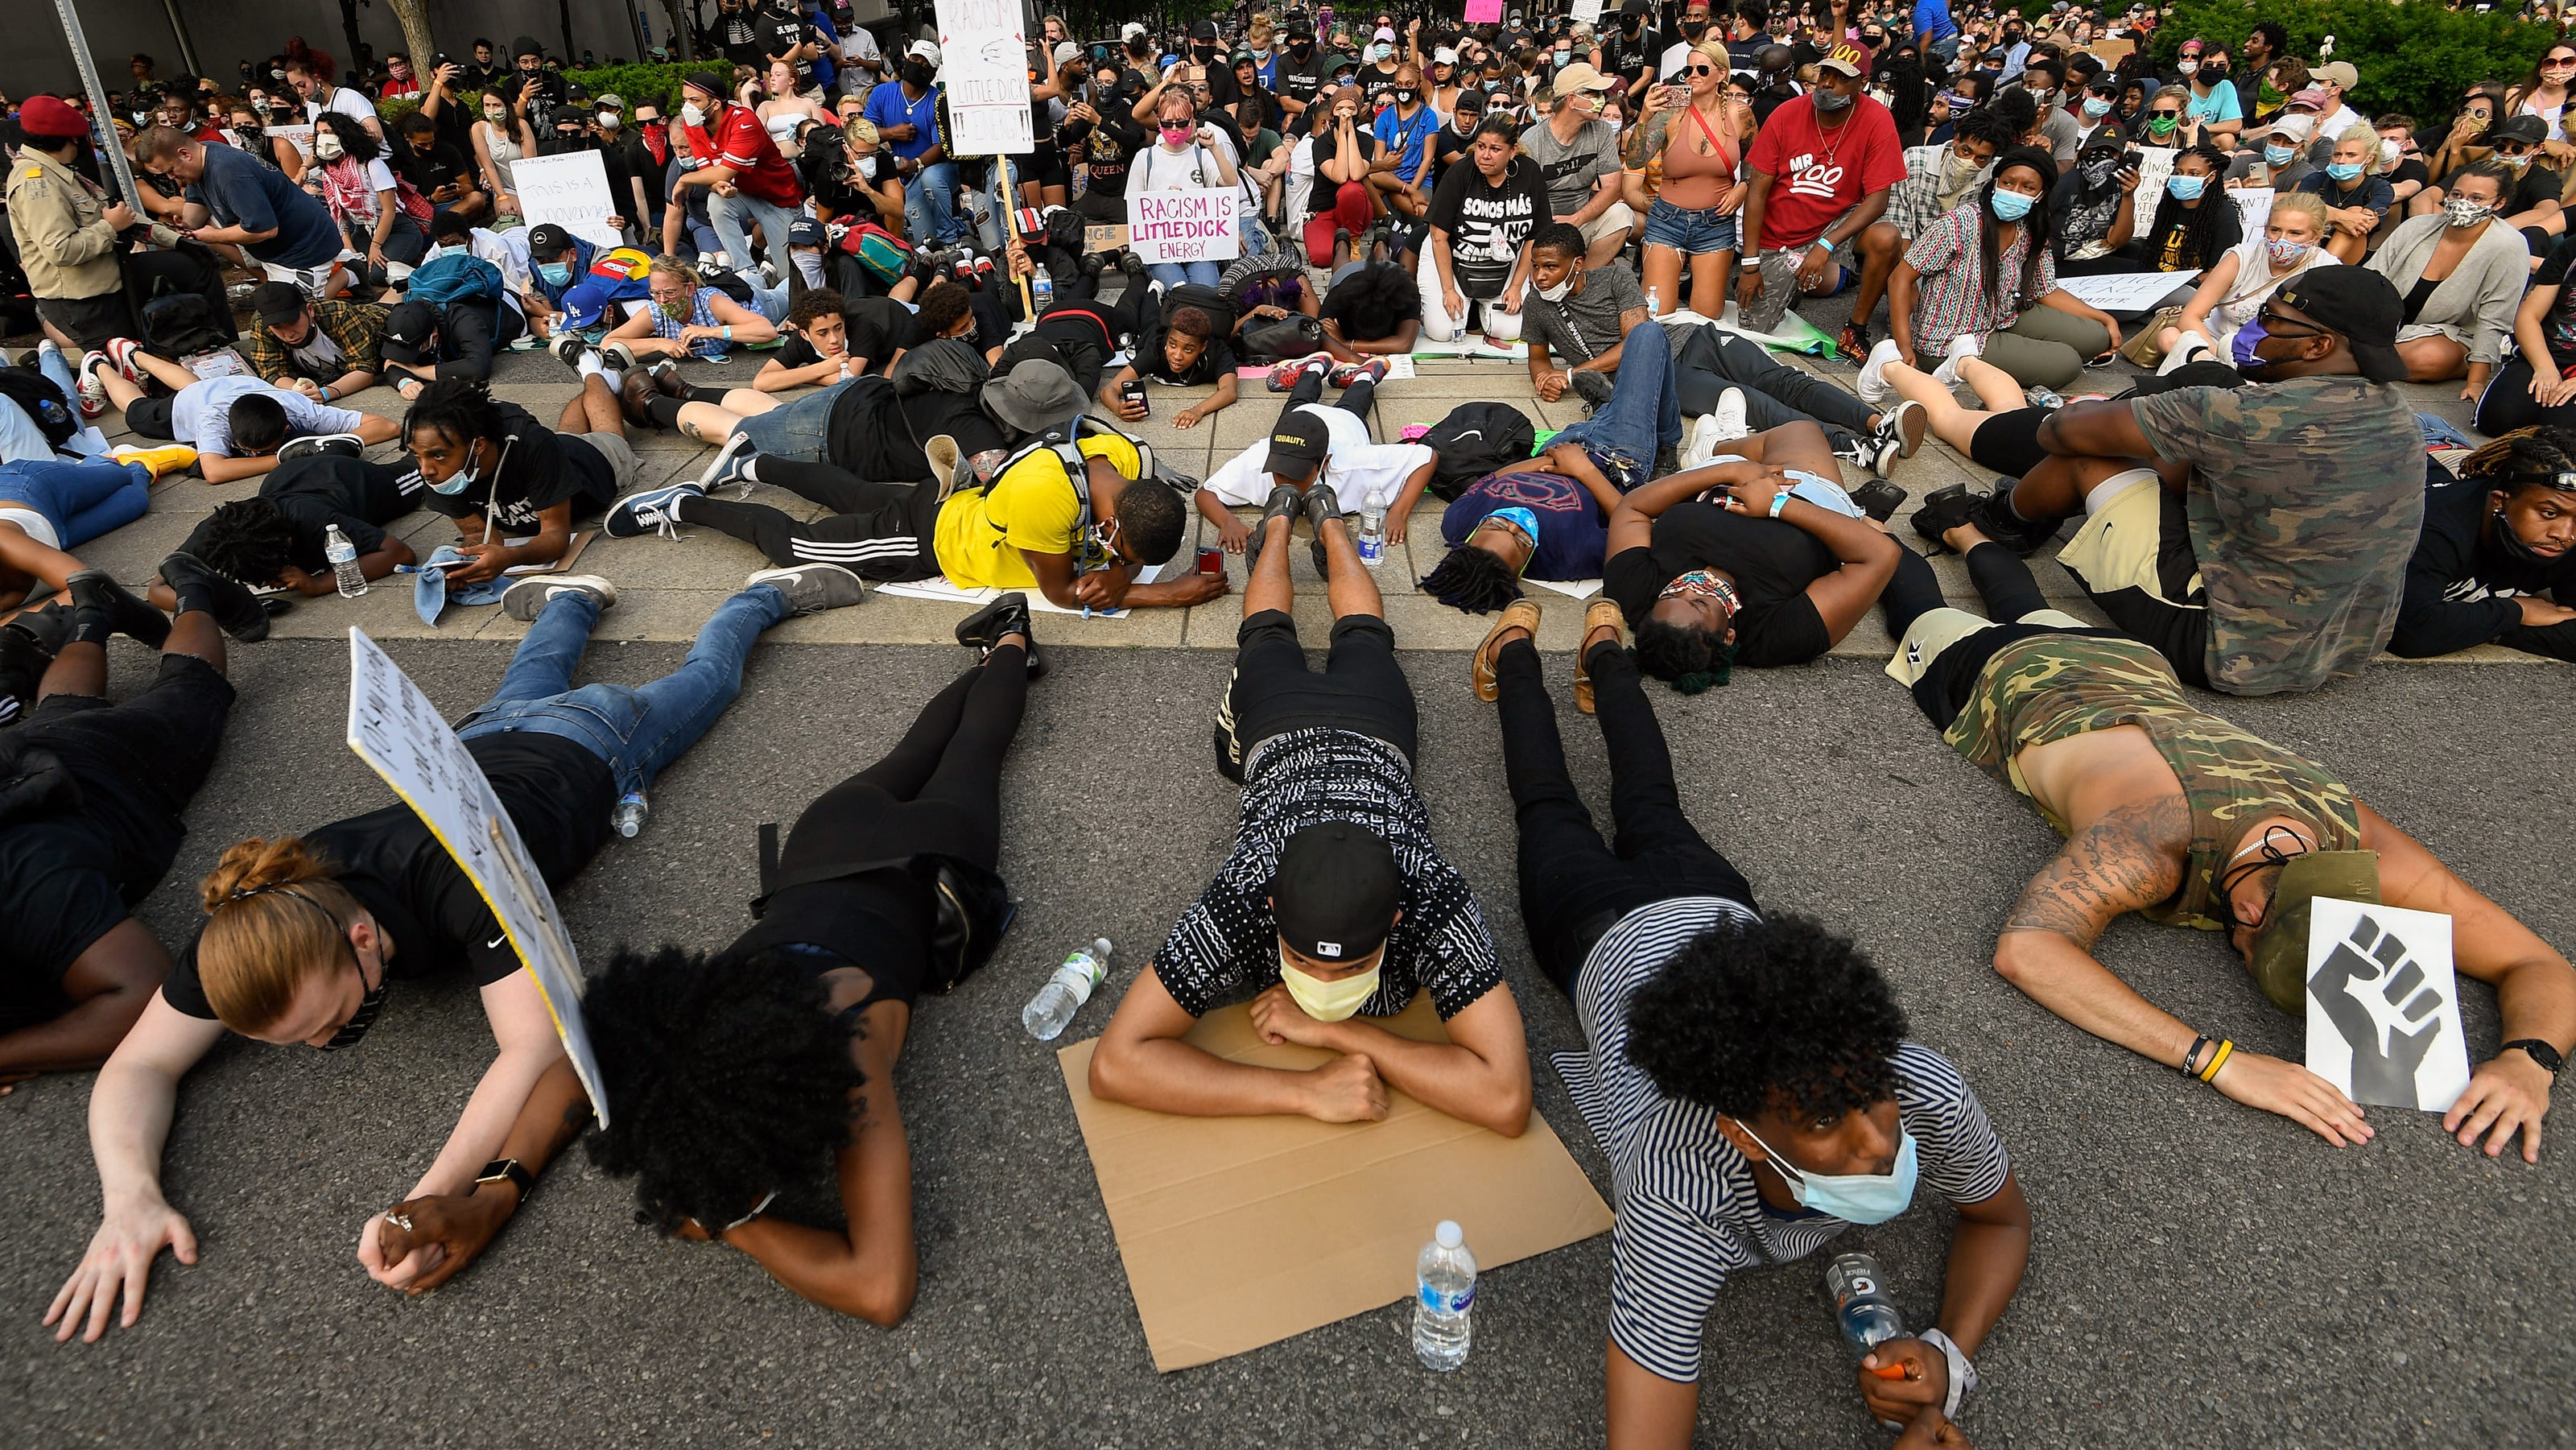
[876,560,1170,616]
[2304,897,2472,1113]
[1057,994,1613,1371]
[2057,271,2202,313]
[1528,576,1604,600]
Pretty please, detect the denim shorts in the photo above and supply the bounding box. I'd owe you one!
[733,379,853,463]
[1641,198,1740,256]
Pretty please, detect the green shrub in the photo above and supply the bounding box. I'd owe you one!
[371,62,711,127]
[2151,0,2555,122]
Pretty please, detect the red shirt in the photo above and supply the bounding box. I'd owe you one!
[1744,93,1906,252]
[687,102,804,209]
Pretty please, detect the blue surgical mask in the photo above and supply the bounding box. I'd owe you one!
[1736,1123,1922,1224]
[2229,314,2273,369]
[2264,143,2294,166]
[2325,160,2364,181]
[538,262,572,286]
[2082,96,2111,118]
[1989,188,2035,221]
[429,440,487,495]
[2165,172,2207,200]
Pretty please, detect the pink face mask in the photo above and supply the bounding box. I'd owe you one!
[1160,123,1195,144]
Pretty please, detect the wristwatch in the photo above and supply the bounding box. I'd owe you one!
[473,1158,535,1199]
[2500,1039,2565,1076]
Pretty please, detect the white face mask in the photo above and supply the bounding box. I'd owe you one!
[857,153,880,179]
[597,111,620,129]
[680,101,707,126]
[313,133,345,160]
[1535,274,1575,303]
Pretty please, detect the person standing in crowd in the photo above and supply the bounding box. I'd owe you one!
[285,56,382,144]
[676,72,809,283]
[8,97,145,353]
[1629,40,1755,324]
[1735,45,1906,334]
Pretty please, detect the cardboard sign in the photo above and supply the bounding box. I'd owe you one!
[936,0,1034,155]
[345,628,610,1126]
[1127,187,1242,265]
[1058,995,1613,1371]
[2057,271,2199,312]
[1467,0,1505,20]
[2087,37,2136,66]
[510,151,625,252]
[2304,898,2473,1113]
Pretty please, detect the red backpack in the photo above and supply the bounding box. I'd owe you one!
[832,217,916,286]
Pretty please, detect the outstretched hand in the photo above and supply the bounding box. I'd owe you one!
[46,1195,198,1342]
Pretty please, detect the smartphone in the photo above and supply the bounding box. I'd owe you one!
[1121,378,1150,418]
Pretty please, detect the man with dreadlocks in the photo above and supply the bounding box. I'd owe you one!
[2391,428,2576,661]
[143,446,423,609]
[401,376,633,585]
[1418,467,1614,614]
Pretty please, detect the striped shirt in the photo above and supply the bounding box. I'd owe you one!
[1901,202,2059,357]
[1153,729,1501,1021]
[1551,897,2013,1384]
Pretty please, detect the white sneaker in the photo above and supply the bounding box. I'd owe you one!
[1856,338,1902,407]
[1683,389,1752,468]
[2156,333,2213,376]
[1930,334,1983,390]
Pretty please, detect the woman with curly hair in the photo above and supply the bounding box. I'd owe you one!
[305,112,432,283]
[1467,593,2029,1444]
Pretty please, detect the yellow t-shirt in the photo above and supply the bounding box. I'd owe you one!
[932,431,1143,589]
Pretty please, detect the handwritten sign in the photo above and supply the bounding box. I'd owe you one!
[269,123,316,161]
[1128,188,1242,265]
[510,151,625,252]
[937,0,1034,155]
[345,628,610,1126]
[1571,0,1605,24]
[2130,147,2173,237]
[1467,0,1505,20]
[2304,899,2472,1113]
[2232,185,2276,236]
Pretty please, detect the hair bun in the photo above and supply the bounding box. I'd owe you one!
[199,837,333,913]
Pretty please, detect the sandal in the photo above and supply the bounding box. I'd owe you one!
[1574,598,1626,715]
[1472,599,1544,702]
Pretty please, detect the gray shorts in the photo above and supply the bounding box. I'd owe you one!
[567,430,639,494]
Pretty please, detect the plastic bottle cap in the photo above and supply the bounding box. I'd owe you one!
[1435,1220,1462,1248]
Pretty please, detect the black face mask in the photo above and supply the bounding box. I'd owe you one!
[1290,39,1314,58]
[1682,20,1708,39]
[1194,43,1217,62]
[1620,14,1642,31]
[1396,88,1418,104]
[2491,502,2568,568]
[902,60,933,88]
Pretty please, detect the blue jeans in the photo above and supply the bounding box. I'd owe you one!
[0,457,151,547]
[456,585,790,798]
[1551,320,1683,493]
[1149,259,1224,288]
[733,378,855,462]
[905,159,963,248]
[709,190,803,284]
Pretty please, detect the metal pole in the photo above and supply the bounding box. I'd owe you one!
[155,0,202,78]
[49,0,144,209]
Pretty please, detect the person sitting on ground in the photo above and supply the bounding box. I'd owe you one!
[403,375,630,585]
[1934,268,2422,696]
[592,254,783,365]
[0,454,178,616]
[1732,44,1906,335]
[1467,590,2028,1450]
[134,123,349,292]
[2047,127,2141,275]
[2390,426,2576,661]
[0,564,249,1095]
[1315,259,1427,359]
[144,446,423,608]
[92,355,399,484]
[43,565,865,1341]
[1089,474,1530,1136]
[379,248,525,399]
[240,283,383,405]
[1659,316,1926,478]
[2419,115,2564,262]
[305,113,435,286]
[2293,126,2397,266]
[1196,355,1426,549]
[1420,114,1549,346]
[2149,192,2336,370]
[1842,104,2017,361]
[1418,466,1615,613]
[1877,520,2574,1159]
[2485,221,2576,436]
[2112,143,2239,276]
[2363,163,2531,403]
[1100,304,1240,430]
[377,592,1040,1322]
[518,224,652,341]
[1605,423,1905,688]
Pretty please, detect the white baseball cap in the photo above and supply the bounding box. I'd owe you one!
[1122,22,1148,41]
[1434,47,1459,65]
[908,39,942,64]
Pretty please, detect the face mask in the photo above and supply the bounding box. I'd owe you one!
[1279,952,1381,1022]
[857,153,880,179]
[1620,14,1642,30]
[902,60,933,86]
[313,133,345,159]
[2145,114,2178,138]
[319,963,389,1051]
[428,440,485,494]
[1990,188,2034,221]
[538,262,572,286]
[2326,161,2363,182]
[2446,197,2496,228]
[2083,96,2112,118]
[1554,48,1570,64]
[2165,172,2207,200]
[1813,87,1856,114]
[2500,152,2533,172]
[1192,43,1217,62]
[1160,123,1195,145]
[1735,1122,1921,1224]
[1373,43,1393,61]
[659,298,693,320]
[2202,65,2229,80]
[1942,147,1981,181]
[2176,60,2198,76]
[2264,237,2312,267]
[2229,313,2276,369]
[1396,88,1418,104]
[2080,155,2120,187]
[2264,143,2294,166]
[1535,274,1575,302]
[597,111,620,129]
[1291,39,1314,58]
[680,101,706,126]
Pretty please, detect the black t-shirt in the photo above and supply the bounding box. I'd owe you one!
[1275,52,1331,113]
[160,733,616,1021]
[2395,469,2576,657]
[1360,63,1405,109]
[0,817,126,1030]
[1319,263,1424,341]
[1428,120,1478,190]
[770,333,828,370]
[1066,114,1146,200]
[1602,502,1837,667]
[2386,156,2431,198]
[181,455,419,578]
[392,141,472,200]
[1426,154,1550,297]
[712,10,766,68]
[2538,233,2576,364]
[1752,83,1798,127]
[753,3,820,87]
[1725,31,1775,75]
[1133,322,1238,384]
[1311,126,1384,170]
[419,403,617,532]
[844,295,927,370]
[1601,23,1663,84]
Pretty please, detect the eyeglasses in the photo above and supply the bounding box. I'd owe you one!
[1688,63,1718,76]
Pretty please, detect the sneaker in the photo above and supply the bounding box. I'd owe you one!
[604,481,705,539]
[601,340,640,371]
[748,563,867,615]
[1265,353,1331,392]
[1871,434,1904,478]
[1245,482,1306,571]
[1704,386,1750,448]
[156,551,267,641]
[502,574,617,622]
[923,434,964,500]
[1303,484,1345,577]
[1879,399,1928,460]
[275,433,364,465]
[1849,479,1909,523]
[1568,369,1614,411]
[1856,337,1902,407]
[1967,482,2060,556]
[549,333,593,368]
[105,337,148,382]
[1909,481,1979,554]
[696,431,759,494]
[1113,249,1149,282]
[1931,335,1981,389]
[1837,320,1872,364]
[954,590,1046,677]
[109,444,199,478]
[65,568,171,648]
[1326,357,1388,389]
[75,352,109,419]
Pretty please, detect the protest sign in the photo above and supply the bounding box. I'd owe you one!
[2304,899,2472,1114]
[270,122,315,160]
[1467,0,1505,21]
[2130,147,2173,236]
[345,628,609,1125]
[1571,0,1605,23]
[510,151,625,252]
[937,0,1034,155]
[1127,188,1243,265]
[2233,186,2276,235]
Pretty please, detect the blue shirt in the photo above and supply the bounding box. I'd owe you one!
[865,80,939,162]
[1913,0,1958,45]
[1440,470,1610,581]
[1375,104,1441,181]
[2186,79,2243,125]
[189,142,342,267]
[804,7,839,91]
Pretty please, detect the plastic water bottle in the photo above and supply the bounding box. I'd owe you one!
[1645,283,1662,317]
[1412,1221,1477,1371]
[611,791,649,838]
[1824,1251,1905,1356]
[1023,938,1112,1040]
[1030,270,1054,316]
[324,523,366,597]
[1357,508,1386,566]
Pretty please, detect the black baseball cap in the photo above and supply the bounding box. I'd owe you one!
[787,217,828,247]
[250,280,309,327]
[1272,822,1402,962]
[1266,409,1332,481]
[1288,17,1316,38]
[2491,114,2549,146]
[526,223,576,260]
[2273,269,2409,383]
[1191,19,1222,40]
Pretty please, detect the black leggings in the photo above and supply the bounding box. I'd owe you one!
[1499,638,1753,995]
[1879,543,2048,639]
[2475,354,2576,436]
[684,460,944,579]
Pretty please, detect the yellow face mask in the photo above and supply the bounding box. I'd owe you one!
[1278,951,1382,1022]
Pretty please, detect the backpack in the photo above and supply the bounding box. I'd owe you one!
[402,252,504,309]
[140,292,230,359]
[1158,282,1237,343]
[0,368,76,449]
[702,269,756,305]
[836,218,916,286]
[1421,402,1538,502]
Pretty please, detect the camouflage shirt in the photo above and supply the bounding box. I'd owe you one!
[1945,631,2361,930]
[2130,375,2422,695]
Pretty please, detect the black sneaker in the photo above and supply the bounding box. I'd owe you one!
[1246,483,1305,572]
[1909,483,1979,555]
[1568,369,1614,411]
[0,624,47,725]
[1850,479,1909,523]
[1113,249,1149,283]
[1837,319,1872,364]
[66,568,171,648]
[4,600,74,660]
[1302,484,1345,577]
[955,591,1044,678]
[155,551,268,641]
[275,433,364,465]
[1967,482,2061,556]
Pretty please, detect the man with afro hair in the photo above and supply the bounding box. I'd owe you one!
[146,447,423,609]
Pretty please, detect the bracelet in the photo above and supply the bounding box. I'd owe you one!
[1766,490,1791,518]
[2198,1039,2235,1084]
[318,386,332,402]
[1918,1328,1978,1419]
[2181,1033,2215,1077]
[722,324,733,341]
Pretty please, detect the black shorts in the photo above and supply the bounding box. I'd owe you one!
[35,291,135,354]
[1214,610,1418,782]
[123,393,176,442]
[1968,408,2050,478]
[17,653,237,894]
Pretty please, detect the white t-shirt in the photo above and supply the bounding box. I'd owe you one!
[171,376,367,457]
[1203,403,1435,512]
[309,86,380,133]
[468,228,535,313]
[2202,234,2339,343]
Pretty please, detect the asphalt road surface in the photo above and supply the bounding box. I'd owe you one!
[2,626,2570,1448]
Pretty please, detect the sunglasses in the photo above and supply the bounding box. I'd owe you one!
[1687,63,1718,76]
[2254,303,2328,339]
[2149,109,2182,119]
[2500,141,2537,155]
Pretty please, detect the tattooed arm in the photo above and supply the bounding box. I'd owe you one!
[1991,793,2376,1146]
[1622,109,1674,171]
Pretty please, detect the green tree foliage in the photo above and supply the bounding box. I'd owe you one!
[2151,0,2556,122]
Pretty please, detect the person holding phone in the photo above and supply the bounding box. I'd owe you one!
[1631,41,1756,323]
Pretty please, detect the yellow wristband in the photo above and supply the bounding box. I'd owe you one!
[2198,1039,2235,1084]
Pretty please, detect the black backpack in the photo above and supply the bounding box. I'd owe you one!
[0,368,76,450]
[1420,402,1538,502]
[1157,281,1237,342]
[140,292,230,359]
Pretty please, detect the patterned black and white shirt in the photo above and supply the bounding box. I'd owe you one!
[1551,897,2013,1384]
[1153,729,1501,1021]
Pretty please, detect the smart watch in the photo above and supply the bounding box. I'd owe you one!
[2501,1039,2565,1076]
[473,1158,535,1199]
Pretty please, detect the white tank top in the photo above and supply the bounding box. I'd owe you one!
[482,121,522,189]
[762,106,807,156]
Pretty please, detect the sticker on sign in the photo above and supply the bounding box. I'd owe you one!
[344,628,610,1126]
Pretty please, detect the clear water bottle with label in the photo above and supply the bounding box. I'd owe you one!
[1645,284,1662,317]
[1412,1220,1477,1371]
[1030,271,1054,316]
[1357,508,1386,566]
[1023,938,1112,1040]
[1824,1251,1905,1356]
[611,791,648,838]
[324,523,367,597]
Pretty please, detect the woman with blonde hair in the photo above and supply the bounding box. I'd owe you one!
[1629,39,1753,320]
[2154,191,2338,369]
